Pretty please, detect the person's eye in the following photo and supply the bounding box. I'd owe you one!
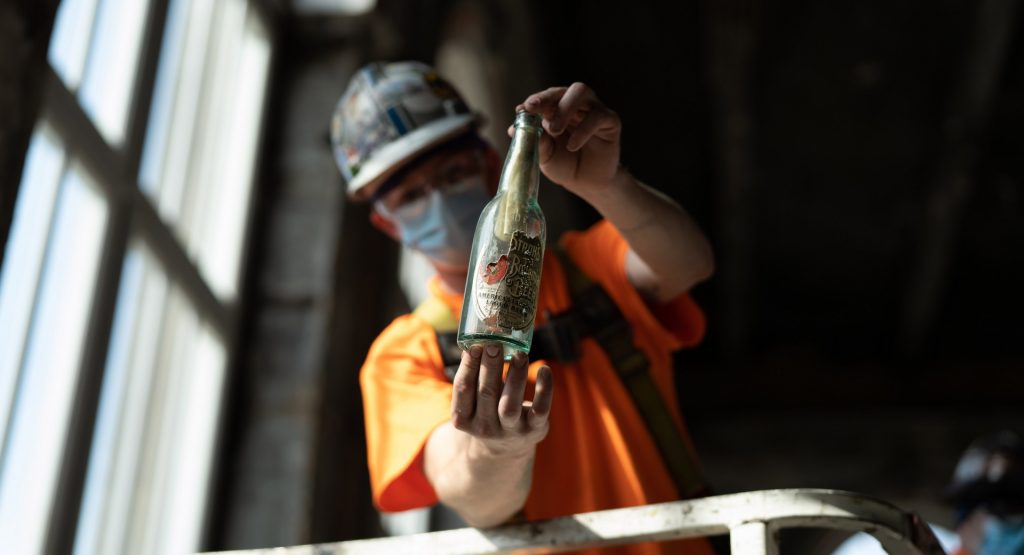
[440,163,473,186]
[401,186,427,205]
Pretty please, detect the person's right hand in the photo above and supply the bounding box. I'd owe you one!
[451,344,554,457]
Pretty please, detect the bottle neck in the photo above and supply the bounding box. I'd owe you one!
[498,124,541,200]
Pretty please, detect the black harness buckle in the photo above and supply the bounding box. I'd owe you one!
[530,309,583,363]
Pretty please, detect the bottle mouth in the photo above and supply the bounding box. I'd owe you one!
[514,110,543,131]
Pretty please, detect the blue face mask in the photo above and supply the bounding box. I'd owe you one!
[980,517,1024,555]
[386,175,491,269]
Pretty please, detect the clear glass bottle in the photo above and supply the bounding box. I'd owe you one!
[458,111,546,359]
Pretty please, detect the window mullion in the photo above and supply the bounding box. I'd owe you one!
[121,0,172,181]
[41,65,231,342]
[131,190,234,344]
[41,68,128,200]
[42,177,133,555]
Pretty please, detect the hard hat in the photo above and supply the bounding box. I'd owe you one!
[330,61,480,201]
[944,430,1024,519]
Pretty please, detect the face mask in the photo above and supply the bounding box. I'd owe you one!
[385,175,491,269]
[980,516,1024,555]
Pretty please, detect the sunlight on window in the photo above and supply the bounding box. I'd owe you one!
[138,0,215,205]
[156,325,226,555]
[5,0,273,551]
[197,8,271,299]
[178,0,247,263]
[0,123,65,452]
[0,164,109,553]
[78,0,153,145]
[111,290,227,555]
[143,0,270,300]
[73,244,169,555]
[48,0,101,90]
[293,0,376,15]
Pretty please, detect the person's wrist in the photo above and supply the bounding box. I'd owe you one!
[576,165,636,207]
[467,436,536,462]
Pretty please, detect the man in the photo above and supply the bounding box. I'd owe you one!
[944,430,1024,555]
[833,430,1024,555]
[332,61,715,554]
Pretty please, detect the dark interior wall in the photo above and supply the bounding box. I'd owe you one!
[535,0,1024,368]
[525,0,1024,542]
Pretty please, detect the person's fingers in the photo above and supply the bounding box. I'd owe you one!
[475,343,505,426]
[498,353,529,430]
[521,87,568,120]
[539,133,557,165]
[551,82,591,135]
[527,366,554,430]
[566,107,620,152]
[451,346,482,430]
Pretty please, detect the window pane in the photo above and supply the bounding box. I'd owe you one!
[0,123,65,451]
[293,0,376,15]
[138,0,271,299]
[195,7,271,299]
[73,243,169,555]
[156,325,226,554]
[0,163,109,553]
[176,0,248,254]
[139,0,215,201]
[48,0,101,90]
[77,0,153,145]
[122,289,227,555]
[73,281,226,555]
[139,0,216,217]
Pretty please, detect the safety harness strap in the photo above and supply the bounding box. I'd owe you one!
[549,247,710,500]
[414,296,463,381]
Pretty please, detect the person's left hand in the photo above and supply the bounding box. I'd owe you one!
[510,83,622,200]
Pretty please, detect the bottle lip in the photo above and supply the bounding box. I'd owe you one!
[514,110,543,130]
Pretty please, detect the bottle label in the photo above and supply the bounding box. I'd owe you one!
[475,231,543,330]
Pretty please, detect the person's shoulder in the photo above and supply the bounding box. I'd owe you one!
[364,312,439,370]
[379,311,435,339]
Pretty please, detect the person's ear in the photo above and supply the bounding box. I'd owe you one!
[369,208,401,241]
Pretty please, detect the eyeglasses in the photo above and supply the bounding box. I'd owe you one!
[374,146,485,214]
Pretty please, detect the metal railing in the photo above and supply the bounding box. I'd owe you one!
[202,489,947,555]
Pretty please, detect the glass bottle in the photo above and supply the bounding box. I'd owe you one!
[458,111,546,359]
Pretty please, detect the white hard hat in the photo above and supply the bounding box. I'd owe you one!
[330,61,481,201]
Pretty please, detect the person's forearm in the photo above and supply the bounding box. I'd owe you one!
[424,422,534,527]
[582,168,714,301]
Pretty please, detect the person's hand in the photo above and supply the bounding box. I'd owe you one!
[510,83,623,200]
[451,344,553,457]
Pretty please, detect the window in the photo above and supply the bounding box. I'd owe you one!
[138,0,271,299]
[0,153,109,554]
[0,0,274,553]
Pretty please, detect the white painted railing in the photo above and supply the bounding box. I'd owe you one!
[202,489,946,555]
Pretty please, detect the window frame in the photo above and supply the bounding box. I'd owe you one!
[0,0,284,553]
